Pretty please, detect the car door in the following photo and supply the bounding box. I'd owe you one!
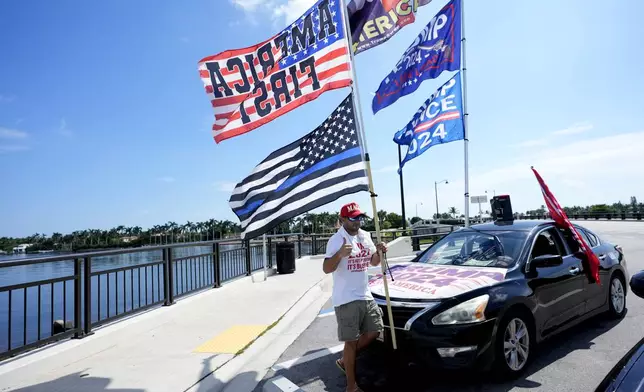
[558,226,609,313]
[580,228,610,312]
[527,226,586,336]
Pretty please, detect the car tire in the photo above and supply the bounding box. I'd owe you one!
[492,309,535,379]
[607,273,627,319]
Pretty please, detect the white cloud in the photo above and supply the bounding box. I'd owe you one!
[59,118,73,137]
[510,122,593,149]
[512,139,548,148]
[215,181,237,192]
[273,0,317,25]
[373,165,399,174]
[0,95,15,103]
[158,177,176,183]
[551,122,593,136]
[0,145,29,153]
[403,131,644,216]
[230,0,265,11]
[230,0,317,26]
[0,127,28,139]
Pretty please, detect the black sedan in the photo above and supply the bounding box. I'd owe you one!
[368,220,628,378]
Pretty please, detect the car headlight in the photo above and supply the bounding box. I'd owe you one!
[431,294,489,325]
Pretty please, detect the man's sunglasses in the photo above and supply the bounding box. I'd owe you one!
[347,216,365,222]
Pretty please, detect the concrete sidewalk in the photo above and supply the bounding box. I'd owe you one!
[0,256,330,392]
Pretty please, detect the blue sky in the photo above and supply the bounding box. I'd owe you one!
[1,0,643,237]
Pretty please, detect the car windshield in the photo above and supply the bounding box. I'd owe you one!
[417,229,528,268]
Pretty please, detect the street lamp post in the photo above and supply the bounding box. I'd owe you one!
[434,179,448,224]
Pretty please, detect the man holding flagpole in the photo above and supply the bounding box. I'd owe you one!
[323,202,387,392]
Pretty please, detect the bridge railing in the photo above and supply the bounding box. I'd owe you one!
[0,233,331,361]
[517,212,644,221]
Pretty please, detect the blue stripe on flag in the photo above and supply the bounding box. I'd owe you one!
[276,147,361,192]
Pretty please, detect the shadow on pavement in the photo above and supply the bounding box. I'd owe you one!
[4,370,146,392]
[258,312,624,392]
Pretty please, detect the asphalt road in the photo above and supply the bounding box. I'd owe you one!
[255,221,644,392]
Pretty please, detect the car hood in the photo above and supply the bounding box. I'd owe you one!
[368,262,507,300]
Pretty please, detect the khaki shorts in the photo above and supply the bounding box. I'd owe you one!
[335,299,384,342]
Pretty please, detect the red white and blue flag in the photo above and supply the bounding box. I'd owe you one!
[198,0,352,144]
[532,167,601,284]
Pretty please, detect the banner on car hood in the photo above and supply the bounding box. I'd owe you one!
[368,263,507,299]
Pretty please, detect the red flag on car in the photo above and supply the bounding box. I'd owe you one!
[531,167,600,284]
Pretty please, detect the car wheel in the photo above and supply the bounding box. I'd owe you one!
[607,273,626,319]
[493,309,534,379]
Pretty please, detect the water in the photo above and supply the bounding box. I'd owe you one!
[0,241,316,354]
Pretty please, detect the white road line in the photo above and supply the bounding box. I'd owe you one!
[317,311,335,318]
[271,344,345,371]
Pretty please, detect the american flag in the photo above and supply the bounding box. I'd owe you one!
[198,0,352,144]
[230,94,368,239]
[532,167,600,284]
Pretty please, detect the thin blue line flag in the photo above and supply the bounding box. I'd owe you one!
[394,72,464,174]
[372,0,461,114]
[229,94,369,239]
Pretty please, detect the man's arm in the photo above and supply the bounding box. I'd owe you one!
[323,237,352,274]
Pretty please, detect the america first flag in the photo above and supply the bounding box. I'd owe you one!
[198,0,352,144]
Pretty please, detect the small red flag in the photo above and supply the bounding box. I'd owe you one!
[531,167,600,284]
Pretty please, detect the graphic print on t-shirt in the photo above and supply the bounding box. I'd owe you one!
[347,242,371,272]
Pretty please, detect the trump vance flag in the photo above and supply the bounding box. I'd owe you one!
[394,72,463,173]
[372,0,461,114]
[198,0,352,144]
[531,167,601,284]
[230,94,369,239]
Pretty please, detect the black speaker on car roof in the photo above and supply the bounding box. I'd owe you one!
[491,195,513,222]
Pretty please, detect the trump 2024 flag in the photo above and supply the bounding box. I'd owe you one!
[198,0,352,144]
[372,0,461,114]
[394,72,463,173]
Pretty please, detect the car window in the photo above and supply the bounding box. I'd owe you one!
[584,230,599,247]
[558,228,580,254]
[531,228,564,259]
[576,228,592,246]
[416,229,528,268]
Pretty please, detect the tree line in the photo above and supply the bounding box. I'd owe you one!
[5,197,638,254]
[525,196,644,217]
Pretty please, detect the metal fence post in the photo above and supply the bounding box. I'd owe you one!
[83,257,93,336]
[74,258,82,338]
[412,237,420,252]
[164,247,175,306]
[297,235,302,258]
[245,239,252,276]
[213,242,221,288]
[312,235,317,255]
[268,237,273,268]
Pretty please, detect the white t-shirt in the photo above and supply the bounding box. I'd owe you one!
[325,226,377,307]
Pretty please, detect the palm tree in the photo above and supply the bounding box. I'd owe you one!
[448,207,459,219]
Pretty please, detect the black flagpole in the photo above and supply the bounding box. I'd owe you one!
[398,145,407,232]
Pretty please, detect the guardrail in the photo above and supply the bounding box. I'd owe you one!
[0,234,332,361]
[518,212,644,221]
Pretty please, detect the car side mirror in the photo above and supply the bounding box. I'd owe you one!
[531,254,563,268]
[630,270,644,299]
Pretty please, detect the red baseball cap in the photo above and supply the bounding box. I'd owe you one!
[340,202,366,219]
